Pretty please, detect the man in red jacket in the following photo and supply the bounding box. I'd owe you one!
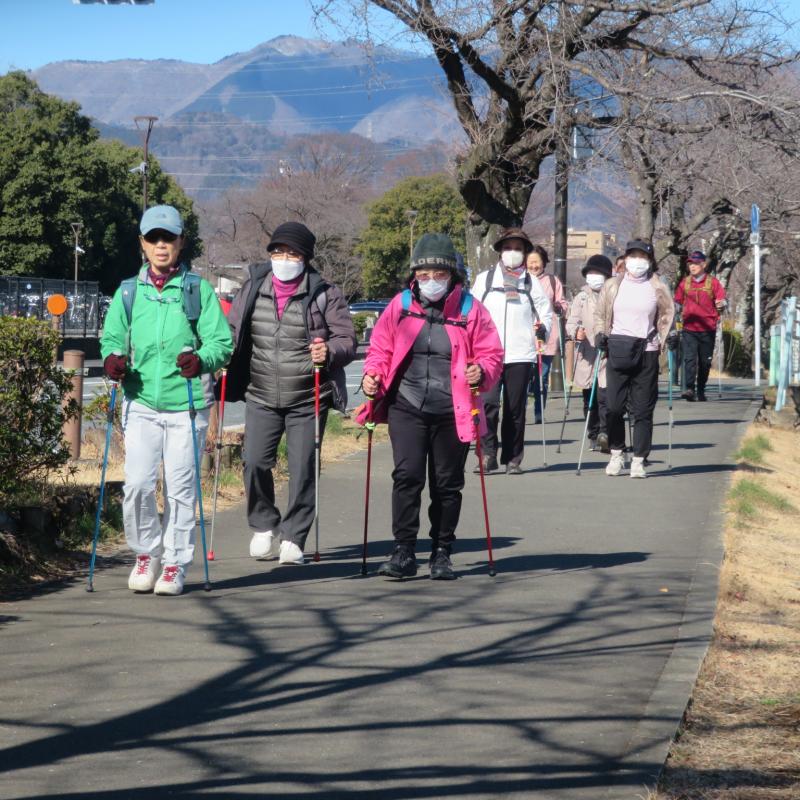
[674,251,726,401]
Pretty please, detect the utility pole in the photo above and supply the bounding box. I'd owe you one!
[550,120,570,395]
[134,115,158,212]
[70,221,83,295]
[406,209,418,261]
[751,204,762,386]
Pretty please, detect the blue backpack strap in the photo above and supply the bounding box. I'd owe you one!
[401,288,412,312]
[459,290,473,320]
[182,271,202,321]
[120,276,137,327]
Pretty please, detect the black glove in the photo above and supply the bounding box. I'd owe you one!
[595,332,608,353]
[176,351,202,378]
[535,323,547,341]
[103,353,127,381]
[667,331,680,351]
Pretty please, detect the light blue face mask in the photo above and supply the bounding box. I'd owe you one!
[419,278,449,301]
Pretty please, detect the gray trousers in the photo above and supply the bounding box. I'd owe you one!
[243,398,328,548]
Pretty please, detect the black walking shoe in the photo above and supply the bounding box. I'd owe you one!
[596,432,610,454]
[681,389,695,401]
[377,545,417,579]
[473,454,498,474]
[697,392,707,402]
[429,548,456,580]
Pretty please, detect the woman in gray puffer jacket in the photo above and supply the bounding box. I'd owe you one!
[225,222,357,565]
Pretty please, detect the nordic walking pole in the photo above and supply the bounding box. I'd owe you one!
[536,340,547,467]
[470,384,496,577]
[557,333,581,453]
[186,370,211,592]
[360,394,375,576]
[556,316,568,405]
[576,352,602,476]
[87,381,117,592]
[207,369,227,561]
[667,349,674,470]
[312,337,324,563]
[716,320,723,399]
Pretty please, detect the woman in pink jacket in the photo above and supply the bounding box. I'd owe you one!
[360,233,503,580]
[527,245,570,422]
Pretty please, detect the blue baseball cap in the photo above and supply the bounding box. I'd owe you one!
[140,205,183,236]
[687,250,707,263]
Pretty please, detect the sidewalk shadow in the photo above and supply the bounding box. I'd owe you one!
[462,551,650,577]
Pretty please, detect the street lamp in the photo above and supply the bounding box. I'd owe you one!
[405,209,418,261]
[134,115,158,212]
[70,221,84,294]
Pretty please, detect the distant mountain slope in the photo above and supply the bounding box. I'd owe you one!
[32,35,460,143]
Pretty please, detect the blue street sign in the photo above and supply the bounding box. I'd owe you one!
[751,204,760,233]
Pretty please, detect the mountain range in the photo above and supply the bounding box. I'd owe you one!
[30,35,628,237]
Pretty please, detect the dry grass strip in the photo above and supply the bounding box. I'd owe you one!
[646,424,800,799]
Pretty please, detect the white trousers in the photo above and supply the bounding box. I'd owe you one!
[121,400,209,567]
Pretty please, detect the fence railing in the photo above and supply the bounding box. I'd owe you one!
[0,277,109,337]
[768,296,799,412]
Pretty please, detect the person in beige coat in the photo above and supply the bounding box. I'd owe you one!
[594,240,675,478]
[566,255,613,452]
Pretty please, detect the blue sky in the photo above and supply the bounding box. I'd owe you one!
[0,0,408,73]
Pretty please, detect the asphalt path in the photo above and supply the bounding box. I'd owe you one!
[0,381,758,799]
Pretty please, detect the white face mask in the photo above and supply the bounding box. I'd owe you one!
[586,274,606,291]
[418,278,449,302]
[272,257,305,281]
[625,257,650,278]
[501,250,525,270]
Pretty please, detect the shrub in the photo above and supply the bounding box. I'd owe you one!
[351,312,375,341]
[722,324,751,377]
[0,317,79,502]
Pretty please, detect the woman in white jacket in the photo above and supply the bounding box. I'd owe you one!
[471,228,552,474]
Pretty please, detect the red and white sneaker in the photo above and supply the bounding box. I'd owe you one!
[128,554,161,593]
[154,565,185,596]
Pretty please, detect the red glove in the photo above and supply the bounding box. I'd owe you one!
[176,351,202,378]
[103,353,127,381]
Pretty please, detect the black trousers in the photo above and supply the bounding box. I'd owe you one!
[243,398,328,547]
[582,386,607,440]
[606,351,660,458]
[388,395,470,551]
[481,362,533,465]
[682,330,716,395]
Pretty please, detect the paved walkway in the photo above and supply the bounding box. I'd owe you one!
[0,382,758,799]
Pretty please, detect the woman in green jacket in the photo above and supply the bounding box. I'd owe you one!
[101,205,233,596]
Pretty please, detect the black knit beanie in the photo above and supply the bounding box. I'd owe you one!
[582,254,613,278]
[410,233,458,271]
[267,221,316,261]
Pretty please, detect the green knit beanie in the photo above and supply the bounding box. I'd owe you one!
[410,233,458,271]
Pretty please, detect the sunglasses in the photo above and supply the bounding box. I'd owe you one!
[143,230,179,244]
[415,270,451,282]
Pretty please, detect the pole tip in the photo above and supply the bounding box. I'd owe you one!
[204,582,212,592]
[488,568,496,577]
[575,469,581,476]
[360,566,367,576]
[313,552,321,563]
[207,550,215,561]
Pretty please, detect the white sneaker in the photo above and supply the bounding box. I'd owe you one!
[630,456,647,479]
[605,449,625,476]
[154,565,185,596]
[278,540,305,565]
[249,530,275,559]
[128,554,161,593]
